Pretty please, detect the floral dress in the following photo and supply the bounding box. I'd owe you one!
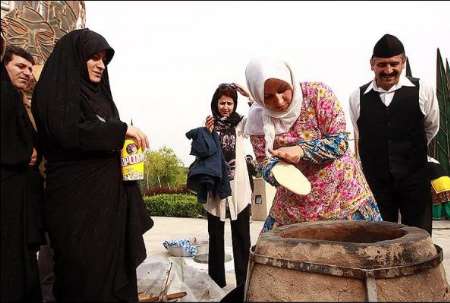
[250,82,382,231]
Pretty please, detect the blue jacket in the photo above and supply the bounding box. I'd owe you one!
[185,127,231,203]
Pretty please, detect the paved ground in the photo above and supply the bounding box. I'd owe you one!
[143,217,450,295]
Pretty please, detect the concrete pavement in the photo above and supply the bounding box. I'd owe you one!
[143,217,450,295]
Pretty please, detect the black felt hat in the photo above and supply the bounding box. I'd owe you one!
[372,34,405,58]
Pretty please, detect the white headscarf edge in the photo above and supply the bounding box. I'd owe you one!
[244,58,303,157]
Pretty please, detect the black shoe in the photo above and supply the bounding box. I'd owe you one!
[220,283,244,303]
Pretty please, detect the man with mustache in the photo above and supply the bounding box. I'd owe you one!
[349,34,439,235]
[1,45,44,301]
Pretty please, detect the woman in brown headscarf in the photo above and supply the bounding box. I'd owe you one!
[32,29,153,302]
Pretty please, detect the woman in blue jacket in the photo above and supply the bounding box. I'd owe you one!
[204,83,252,289]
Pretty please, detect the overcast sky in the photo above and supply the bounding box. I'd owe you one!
[85,1,450,166]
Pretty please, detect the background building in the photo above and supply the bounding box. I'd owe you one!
[1,1,85,66]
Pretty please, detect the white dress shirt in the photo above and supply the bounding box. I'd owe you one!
[349,75,440,144]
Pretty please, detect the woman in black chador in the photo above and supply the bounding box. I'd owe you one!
[31,29,153,302]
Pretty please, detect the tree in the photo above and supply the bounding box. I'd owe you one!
[142,146,187,191]
[429,49,450,174]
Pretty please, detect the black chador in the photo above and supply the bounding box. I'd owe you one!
[1,62,44,302]
[31,29,153,302]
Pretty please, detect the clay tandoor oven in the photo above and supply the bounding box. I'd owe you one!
[245,220,449,302]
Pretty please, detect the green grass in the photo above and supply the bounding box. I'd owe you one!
[143,194,206,218]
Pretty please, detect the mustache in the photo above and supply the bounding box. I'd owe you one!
[380,72,398,77]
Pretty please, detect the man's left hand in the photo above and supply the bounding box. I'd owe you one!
[29,147,37,166]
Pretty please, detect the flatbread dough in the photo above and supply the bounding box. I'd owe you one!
[271,161,311,195]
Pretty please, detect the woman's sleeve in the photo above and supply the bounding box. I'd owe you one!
[44,97,128,152]
[77,118,128,152]
[250,135,266,163]
[77,98,127,151]
[298,83,348,164]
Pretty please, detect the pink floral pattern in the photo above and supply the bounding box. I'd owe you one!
[250,82,376,226]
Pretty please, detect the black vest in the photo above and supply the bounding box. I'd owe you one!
[357,77,427,181]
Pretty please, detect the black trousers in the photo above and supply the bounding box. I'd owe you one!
[207,205,250,288]
[38,233,55,302]
[367,167,432,235]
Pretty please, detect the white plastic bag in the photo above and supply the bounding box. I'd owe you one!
[137,256,226,302]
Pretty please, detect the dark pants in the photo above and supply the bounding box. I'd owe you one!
[368,168,432,235]
[207,205,250,288]
[38,233,55,302]
[1,172,42,303]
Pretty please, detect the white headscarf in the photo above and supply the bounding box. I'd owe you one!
[244,58,303,157]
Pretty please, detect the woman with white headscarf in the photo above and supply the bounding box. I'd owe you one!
[244,58,382,232]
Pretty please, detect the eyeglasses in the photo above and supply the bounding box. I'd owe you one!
[218,83,251,98]
[218,83,236,89]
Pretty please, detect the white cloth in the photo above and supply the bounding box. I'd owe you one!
[349,75,440,144]
[204,119,252,221]
[427,156,439,164]
[137,257,226,302]
[244,58,303,156]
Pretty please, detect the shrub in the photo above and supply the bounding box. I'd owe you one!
[143,185,192,196]
[143,194,206,218]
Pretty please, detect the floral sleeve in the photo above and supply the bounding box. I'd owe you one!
[250,135,266,163]
[299,83,348,164]
[299,133,348,164]
[250,134,270,180]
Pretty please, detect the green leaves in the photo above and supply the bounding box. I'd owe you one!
[429,49,450,174]
[143,194,205,218]
[142,146,187,190]
[406,56,413,78]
